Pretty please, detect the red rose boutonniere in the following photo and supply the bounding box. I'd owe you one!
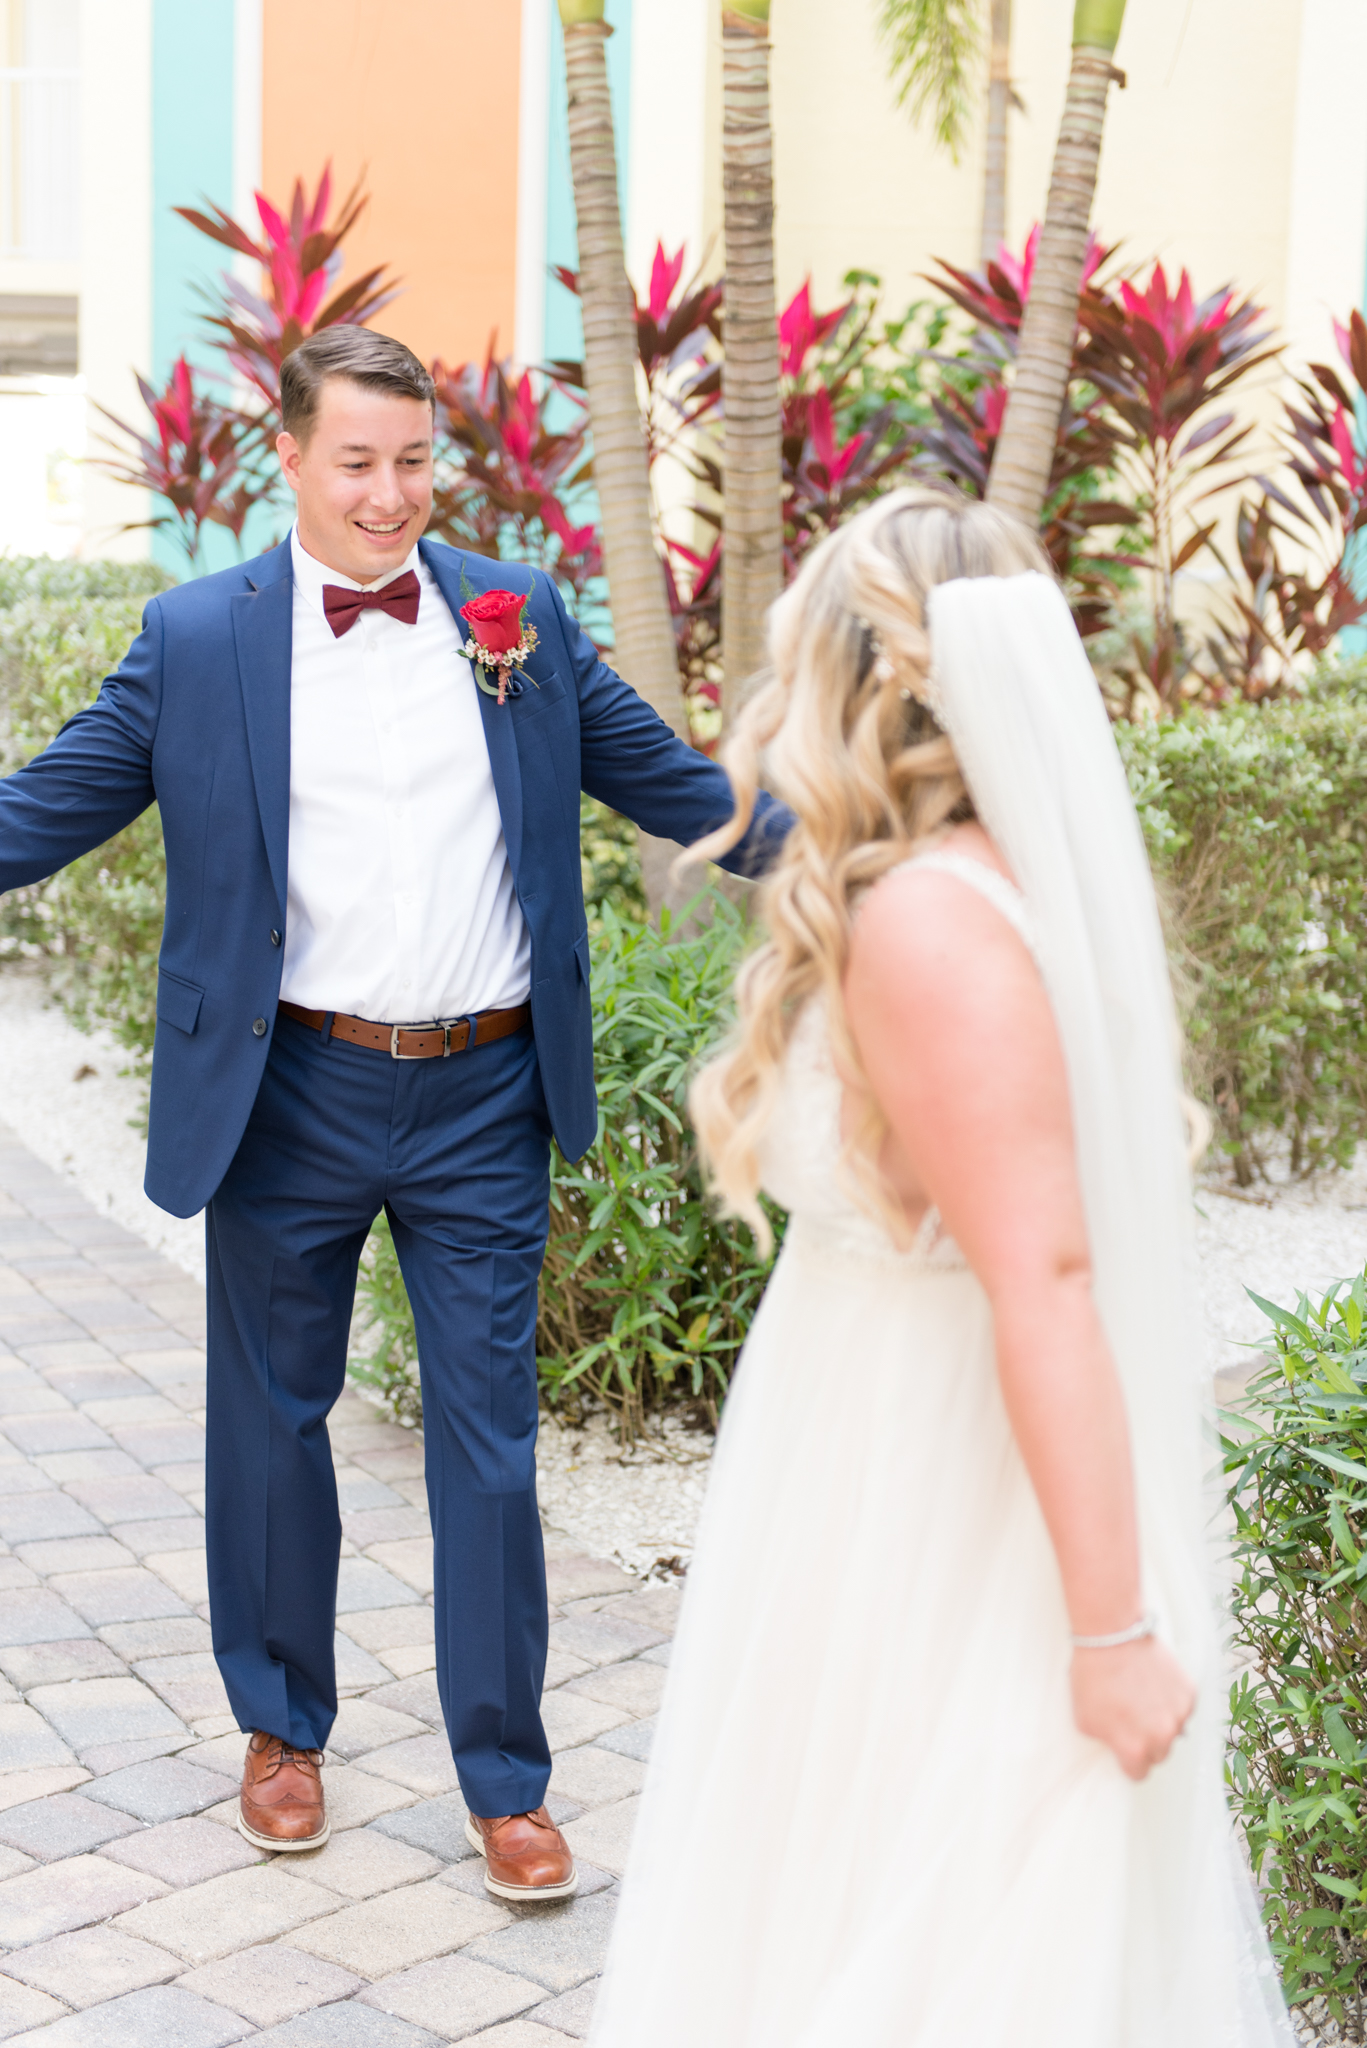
[458,575,541,707]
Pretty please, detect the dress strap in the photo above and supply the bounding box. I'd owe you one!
[894,848,1039,958]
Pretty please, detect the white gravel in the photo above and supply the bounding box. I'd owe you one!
[536,1409,712,1578]
[6,962,1367,1572]
[0,964,206,1279]
[1197,1157,1367,1383]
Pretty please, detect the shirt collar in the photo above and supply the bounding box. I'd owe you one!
[289,524,425,621]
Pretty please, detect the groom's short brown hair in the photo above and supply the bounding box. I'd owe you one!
[280,328,436,443]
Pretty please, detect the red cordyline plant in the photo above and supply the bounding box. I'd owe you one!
[94,168,401,563]
[429,348,604,626]
[174,166,400,413]
[921,233,1279,703]
[552,243,728,735]
[550,240,724,481]
[1078,261,1277,711]
[548,252,921,728]
[779,278,919,572]
[633,269,920,738]
[1206,311,1367,698]
[917,229,1136,638]
[95,356,275,564]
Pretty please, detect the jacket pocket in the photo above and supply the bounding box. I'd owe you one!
[156,969,204,1036]
[511,670,567,722]
[573,930,591,986]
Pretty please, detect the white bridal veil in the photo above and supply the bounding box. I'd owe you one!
[927,572,1293,2044]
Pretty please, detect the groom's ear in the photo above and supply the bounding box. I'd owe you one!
[276,431,302,496]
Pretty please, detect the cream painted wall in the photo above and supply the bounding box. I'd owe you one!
[1285,0,1367,368]
[763,0,981,314]
[627,0,711,289]
[78,0,152,558]
[736,0,1343,382]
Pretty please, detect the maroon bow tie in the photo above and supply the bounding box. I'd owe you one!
[322,571,421,637]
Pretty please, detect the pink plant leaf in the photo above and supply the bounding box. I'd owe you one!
[305,166,332,240]
[831,429,865,485]
[255,192,291,251]
[981,384,1009,437]
[1329,402,1367,494]
[779,281,815,377]
[295,266,329,329]
[649,242,686,326]
[807,384,837,472]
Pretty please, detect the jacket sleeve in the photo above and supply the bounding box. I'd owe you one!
[0,599,163,894]
[544,578,793,878]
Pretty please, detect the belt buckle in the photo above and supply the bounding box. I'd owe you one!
[389,1024,435,1061]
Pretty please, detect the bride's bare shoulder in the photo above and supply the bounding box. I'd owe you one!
[849,824,1034,1019]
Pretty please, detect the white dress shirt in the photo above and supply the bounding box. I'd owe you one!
[279,527,531,1023]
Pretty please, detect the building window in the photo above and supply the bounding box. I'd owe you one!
[1,0,79,262]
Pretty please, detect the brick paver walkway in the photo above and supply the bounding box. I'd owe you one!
[0,1123,667,2044]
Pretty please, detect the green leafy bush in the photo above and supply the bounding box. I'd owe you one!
[578,794,645,930]
[0,569,173,1069]
[1119,689,1367,1181]
[350,892,780,1434]
[0,558,169,611]
[1224,1276,1367,2034]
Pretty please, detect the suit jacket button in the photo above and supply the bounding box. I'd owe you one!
[270,929,281,947]
[252,1017,267,1037]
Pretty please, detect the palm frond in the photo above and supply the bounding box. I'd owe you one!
[878,0,982,160]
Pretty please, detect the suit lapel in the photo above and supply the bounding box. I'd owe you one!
[231,540,294,915]
[421,540,524,876]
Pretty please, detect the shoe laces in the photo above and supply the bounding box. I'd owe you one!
[485,1807,553,1839]
[253,1732,323,1778]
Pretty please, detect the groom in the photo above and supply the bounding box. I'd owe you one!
[0,326,786,1897]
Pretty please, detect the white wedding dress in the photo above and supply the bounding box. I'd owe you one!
[590,576,1293,2047]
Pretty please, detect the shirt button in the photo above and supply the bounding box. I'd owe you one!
[252,1017,267,1037]
[270,929,281,947]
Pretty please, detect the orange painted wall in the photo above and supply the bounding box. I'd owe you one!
[262,0,521,370]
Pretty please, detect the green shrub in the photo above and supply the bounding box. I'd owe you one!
[579,793,645,930]
[1119,695,1367,1181]
[350,892,780,1434]
[0,587,170,1069]
[0,556,170,612]
[1224,1277,1367,2034]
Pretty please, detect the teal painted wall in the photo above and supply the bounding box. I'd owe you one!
[544,0,634,364]
[150,0,238,575]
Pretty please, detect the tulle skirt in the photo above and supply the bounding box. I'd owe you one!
[589,1222,1291,2047]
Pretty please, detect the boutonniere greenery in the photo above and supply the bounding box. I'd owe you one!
[458,566,541,707]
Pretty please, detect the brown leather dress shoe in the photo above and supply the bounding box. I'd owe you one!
[237,1730,329,1851]
[465,1805,578,1901]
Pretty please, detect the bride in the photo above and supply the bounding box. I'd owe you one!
[588,488,1292,2045]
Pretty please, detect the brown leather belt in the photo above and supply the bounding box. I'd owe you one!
[278,1000,531,1060]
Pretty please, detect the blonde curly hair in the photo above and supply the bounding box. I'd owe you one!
[689,485,1050,1249]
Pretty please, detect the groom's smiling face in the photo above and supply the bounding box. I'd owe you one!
[277,376,435,585]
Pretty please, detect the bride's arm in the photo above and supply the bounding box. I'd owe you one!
[846,861,1195,1782]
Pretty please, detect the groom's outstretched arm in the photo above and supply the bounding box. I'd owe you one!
[0,602,162,894]
[544,579,793,878]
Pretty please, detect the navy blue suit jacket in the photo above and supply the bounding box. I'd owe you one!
[0,536,786,1218]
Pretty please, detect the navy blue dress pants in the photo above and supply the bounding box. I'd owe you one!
[204,1011,554,1817]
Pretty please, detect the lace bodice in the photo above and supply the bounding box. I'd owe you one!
[756,850,1037,1273]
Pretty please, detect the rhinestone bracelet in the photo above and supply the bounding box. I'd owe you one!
[1071,1612,1156,1651]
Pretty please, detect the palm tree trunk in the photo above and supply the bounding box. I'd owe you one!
[980,0,1012,266]
[721,4,783,729]
[985,0,1127,523]
[559,8,692,912]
